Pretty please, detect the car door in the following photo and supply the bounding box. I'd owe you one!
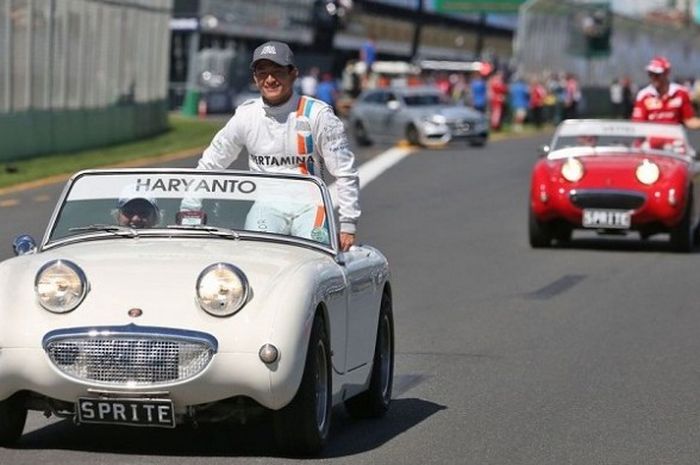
[359,91,384,141]
[383,91,402,138]
[341,246,383,373]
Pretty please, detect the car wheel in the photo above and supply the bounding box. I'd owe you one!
[469,135,487,147]
[354,121,372,146]
[273,314,331,455]
[529,207,552,248]
[0,394,27,446]
[670,192,694,253]
[554,224,572,244]
[344,291,394,418]
[406,125,421,146]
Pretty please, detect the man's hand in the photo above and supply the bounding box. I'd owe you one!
[339,232,355,251]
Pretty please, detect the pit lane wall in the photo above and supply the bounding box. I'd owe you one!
[0,0,172,162]
[514,0,700,116]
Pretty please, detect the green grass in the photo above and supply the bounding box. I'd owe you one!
[0,114,223,190]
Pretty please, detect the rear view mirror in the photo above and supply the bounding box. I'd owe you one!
[538,145,550,157]
[387,100,400,111]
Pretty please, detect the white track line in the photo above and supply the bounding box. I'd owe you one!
[329,146,414,204]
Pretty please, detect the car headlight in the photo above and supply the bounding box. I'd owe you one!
[636,159,660,185]
[422,114,446,125]
[561,157,584,182]
[196,263,249,317]
[35,260,88,313]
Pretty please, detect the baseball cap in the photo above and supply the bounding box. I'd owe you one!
[117,185,158,211]
[646,56,671,74]
[250,41,295,69]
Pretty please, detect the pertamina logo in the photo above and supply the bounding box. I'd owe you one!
[260,45,277,55]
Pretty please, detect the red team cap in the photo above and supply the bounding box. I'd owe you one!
[645,56,671,74]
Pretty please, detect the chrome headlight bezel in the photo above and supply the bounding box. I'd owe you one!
[635,159,660,185]
[421,114,447,126]
[196,263,250,317]
[561,157,585,182]
[35,259,88,313]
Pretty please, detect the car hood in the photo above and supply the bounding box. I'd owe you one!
[37,236,325,274]
[9,238,334,310]
[0,237,344,354]
[413,105,484,120]
[544,152,689,185]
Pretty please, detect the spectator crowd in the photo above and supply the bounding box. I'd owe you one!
[291,46,700,132]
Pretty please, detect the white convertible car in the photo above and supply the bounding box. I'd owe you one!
[0,169,394,455]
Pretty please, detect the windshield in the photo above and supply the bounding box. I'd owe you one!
[48,171,333,247]
[403,93,447,106]
[551,121,691,156]
[552,135,690,155]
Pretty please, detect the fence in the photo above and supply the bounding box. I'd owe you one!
[0,0,172,162]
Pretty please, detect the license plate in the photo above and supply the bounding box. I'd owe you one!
[582,209,631,229]
[77,397,175,428]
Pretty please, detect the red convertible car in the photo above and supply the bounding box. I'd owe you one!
[529,119,700,252]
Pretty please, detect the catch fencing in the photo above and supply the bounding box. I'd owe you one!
[0,0,172,162]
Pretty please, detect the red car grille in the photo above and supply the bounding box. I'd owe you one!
[570,189,646,209]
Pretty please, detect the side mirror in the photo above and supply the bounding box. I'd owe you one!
[538,145,550,157]
[387,100,400,111]
[12,234,37,256]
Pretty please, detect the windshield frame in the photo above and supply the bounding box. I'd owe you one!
[41,168,340,255]
[549,119,694,159]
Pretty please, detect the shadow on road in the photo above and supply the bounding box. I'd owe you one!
[14,398,445,458]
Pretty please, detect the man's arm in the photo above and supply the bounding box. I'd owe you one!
[181,112,246,212]
[681,92,700,129]
[197,111,245,170]
[683,117,700,129]
[316,106,360,250]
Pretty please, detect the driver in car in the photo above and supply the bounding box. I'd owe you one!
[576,135,598,146]
[115,196,160,229]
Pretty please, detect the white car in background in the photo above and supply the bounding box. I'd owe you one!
[349,86,489,147]
[0,168,394,455]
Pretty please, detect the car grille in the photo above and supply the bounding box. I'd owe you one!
[570,189,646,209]
[447,120,474,135]
[44,327,217,386]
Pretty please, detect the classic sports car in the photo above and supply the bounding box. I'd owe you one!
[348,86,489,147]
[0,169,394,455]
[529,119,700,252]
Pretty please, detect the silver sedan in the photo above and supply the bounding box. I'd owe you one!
[348,86,489,147]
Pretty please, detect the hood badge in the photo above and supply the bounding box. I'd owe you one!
[128,308,143,318]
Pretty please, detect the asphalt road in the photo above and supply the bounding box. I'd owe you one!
[3,130,700,465]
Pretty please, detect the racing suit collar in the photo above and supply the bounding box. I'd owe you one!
[262,92,300,120]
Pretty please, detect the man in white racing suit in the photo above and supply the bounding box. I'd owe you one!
[191,40,360,251]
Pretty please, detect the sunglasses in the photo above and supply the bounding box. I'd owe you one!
[253,67,292,80]
[647,72,664,78]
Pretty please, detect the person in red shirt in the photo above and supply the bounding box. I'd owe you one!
[632,56,700,128]
[488,70,508,130]
[529,78,547,128]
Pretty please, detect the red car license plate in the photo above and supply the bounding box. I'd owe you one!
[582,209,631,229]
[77,397,175,428]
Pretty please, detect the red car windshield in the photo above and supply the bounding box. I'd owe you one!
[553,135,688,155]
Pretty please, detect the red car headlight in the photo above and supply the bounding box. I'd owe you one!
[635,159,660,185]
[561,157,584,182]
